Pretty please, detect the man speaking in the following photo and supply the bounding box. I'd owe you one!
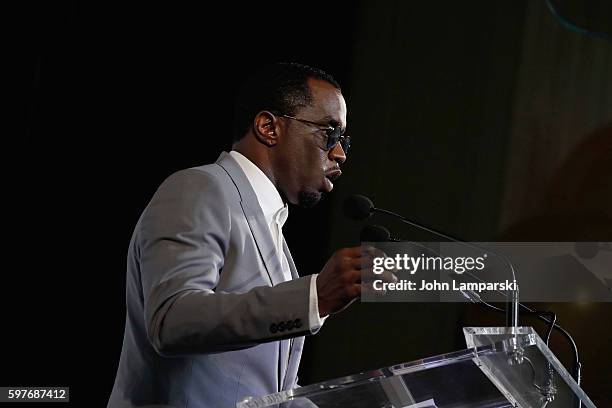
[108,63,386,407]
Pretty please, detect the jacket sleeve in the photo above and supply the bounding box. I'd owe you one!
[138,169,313,356]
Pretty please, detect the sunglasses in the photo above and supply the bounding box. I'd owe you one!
[278,114,351,154]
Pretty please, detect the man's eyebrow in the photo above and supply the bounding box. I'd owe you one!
[320,115,343,129]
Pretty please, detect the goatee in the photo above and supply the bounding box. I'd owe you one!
[297,191,324,208]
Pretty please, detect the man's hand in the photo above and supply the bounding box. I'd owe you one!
[316,246,397,317]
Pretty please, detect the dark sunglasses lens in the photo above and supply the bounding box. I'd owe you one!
[341,136,350,153]
[326,127,342,149]
[326,128,350,154]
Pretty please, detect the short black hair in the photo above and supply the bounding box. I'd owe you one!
[232,62,341,142]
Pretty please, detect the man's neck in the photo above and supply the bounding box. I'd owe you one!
[232,142,277,187]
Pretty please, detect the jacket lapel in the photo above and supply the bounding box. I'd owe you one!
[282,237,303,390]
[216,152,285,286]
[284,336,304,389]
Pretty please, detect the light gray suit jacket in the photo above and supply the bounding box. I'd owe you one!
[108,152,317,408]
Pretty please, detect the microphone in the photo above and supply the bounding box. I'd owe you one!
[345,194,582,387]
[343,194,374,220]
[360,224,399,242]
[344,194,519,329]
[360,224,486,304]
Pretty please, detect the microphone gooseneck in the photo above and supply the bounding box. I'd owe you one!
[344,194,519,329]
[344,194,581,387]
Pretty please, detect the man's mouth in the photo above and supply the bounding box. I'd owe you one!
[323,169,342,192]
[325,169,342,182]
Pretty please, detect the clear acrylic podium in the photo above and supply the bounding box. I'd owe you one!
[237,327,596,408]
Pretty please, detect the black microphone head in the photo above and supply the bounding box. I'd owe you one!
[343,194,374,220]
[360,224,391,242]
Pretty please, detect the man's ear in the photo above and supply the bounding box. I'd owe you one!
[253,111,279,147]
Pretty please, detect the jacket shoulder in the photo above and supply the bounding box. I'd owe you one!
[158,164,240,203]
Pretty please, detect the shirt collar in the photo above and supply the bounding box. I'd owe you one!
[229,150,288,227]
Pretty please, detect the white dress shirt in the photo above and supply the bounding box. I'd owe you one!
[229,151,326,331]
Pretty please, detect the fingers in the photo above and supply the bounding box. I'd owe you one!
[330,288,360,315]
[342,246,365,258]
[342,247,398,287]
[361,246,388,260]
[342,245,386,259]
[348,257,366,270]
[348,283,361,299]
[379,270,397,283]
[361,267,397,286]
[319,246,397,315]
[360,270,397,297]
[344,269,398,299]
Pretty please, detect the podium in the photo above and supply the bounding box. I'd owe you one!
[237,327,596,408]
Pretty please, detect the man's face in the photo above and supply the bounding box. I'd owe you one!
[274,78,348,208]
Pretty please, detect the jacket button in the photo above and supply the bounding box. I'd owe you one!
[270,323,277,333]
[293,318,303,328]
[278,322,285,332]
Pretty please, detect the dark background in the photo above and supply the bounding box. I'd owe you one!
[17,1,612,407]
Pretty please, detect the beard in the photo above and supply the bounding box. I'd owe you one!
[297,190,324,208]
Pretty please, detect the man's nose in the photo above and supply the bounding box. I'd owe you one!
[329,142,347,164]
